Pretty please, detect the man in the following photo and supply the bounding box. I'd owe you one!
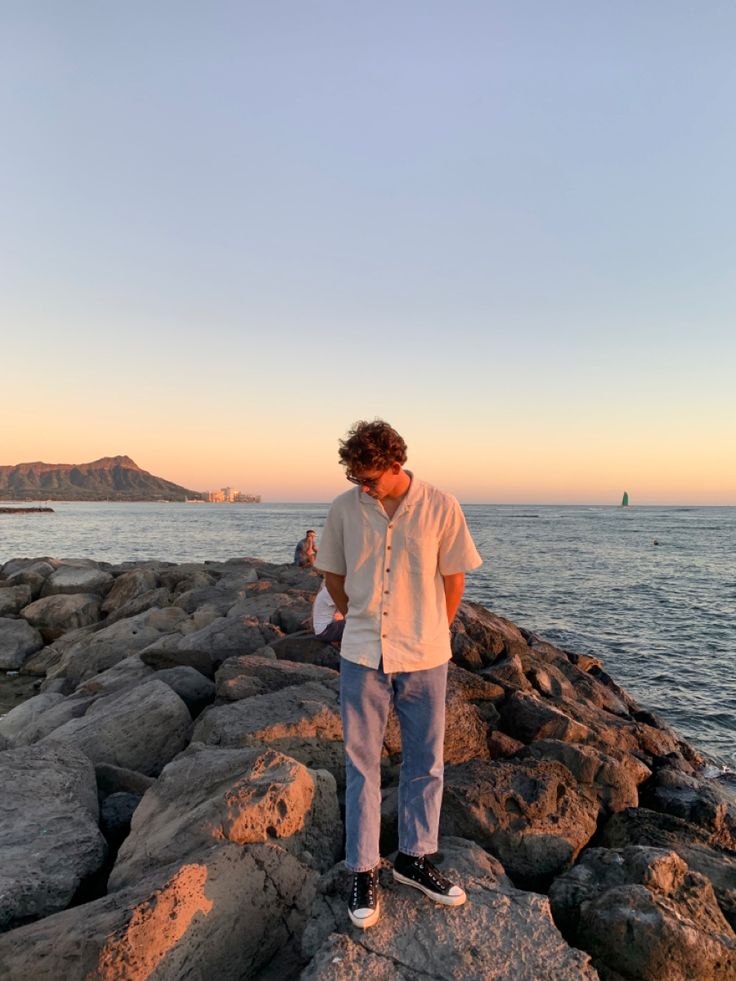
[294,529,318,567]
[312,579,345,646]
[316,420,482,928]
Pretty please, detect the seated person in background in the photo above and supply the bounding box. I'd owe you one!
[312,579,345,646]
[294,529,318,567]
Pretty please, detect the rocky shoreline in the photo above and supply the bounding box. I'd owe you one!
[0,555,734,979]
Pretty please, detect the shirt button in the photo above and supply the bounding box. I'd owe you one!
[387,545,391,550]
[384,590,389,594]
[386,568,390,573]
[383,611,388,616]
[382,633,387,638]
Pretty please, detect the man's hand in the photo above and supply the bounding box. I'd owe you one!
[442,572,465,626]
[324,572,349,616]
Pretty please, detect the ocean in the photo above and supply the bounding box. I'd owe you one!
[1,501,734,777]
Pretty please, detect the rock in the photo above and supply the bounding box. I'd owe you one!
[271,600,313,634]
[0,843,317,980]
[105,587,173,625]
[269,631,340,669]
[643,767,736,849]
[481,652,533,692]
[0,742,107,931]
[72,655,155,697]
[20,592,103,641]
[1,557,55,579]
[487,730,526,759]
[100,791,141,850]
[109,745,341,891]
[0,616,44,669]
[451,601,530,670]
[301,838,597,980]
[5,560,55,600]
[174,582,254,616]
[42,609,180,689]
[441,758,599,888]
[2,693,95,747]
[140,643,219,678]
[215,654,338,700]
[226,591,295,620]
[42,679,192,776]
[154,665,216,716]
[600,807,736,930]
[0,584,33,616]
[0,692,65,748]
[500,691,592,744]
[95,762,155,800]
[176,614,283,663]
[447,660,504,720]
[40,565,113,597]
[549,846,736,980]
[519,739,651,813]
[101,568,159,614]
[193,681,345,784]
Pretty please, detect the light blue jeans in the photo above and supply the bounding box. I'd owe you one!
[340,658,448,872]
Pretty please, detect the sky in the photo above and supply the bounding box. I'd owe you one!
[2,2,735,504]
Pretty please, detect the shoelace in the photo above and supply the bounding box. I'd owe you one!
[414,857,450,890]
[352,873,376,906]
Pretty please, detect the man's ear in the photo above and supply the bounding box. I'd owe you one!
[391,462,402,474]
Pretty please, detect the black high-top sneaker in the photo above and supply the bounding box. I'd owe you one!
[348,866,380,928]
[392,852,466,906]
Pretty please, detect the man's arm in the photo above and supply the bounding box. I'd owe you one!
[442,572,465,625]
[324,572,349,616]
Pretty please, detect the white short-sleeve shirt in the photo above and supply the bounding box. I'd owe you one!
[316,473,482,672]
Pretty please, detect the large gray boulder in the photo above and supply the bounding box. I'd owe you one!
[109,745,341,889]
[42,679,192,776]
[0,742,107,931]
[193,681,345,783]
[176,614,283,661]
[0,842,317,980]
[100,567,159,614]
[643,767,736,850]
[600,807,736,930]
[215,653,338,700]
[441,758,599,887]
[519,739,651,813]
[549,846,736,980]
[0,617,44,669]
[0,584,33,617]
[451,601,530,670]
[301,838,597,981]
[42,609,181,689]
[4,560,55,600]
[21,592,102,641]
[0,692,65,749]
[40,564,113,597]
[153,665,215,716]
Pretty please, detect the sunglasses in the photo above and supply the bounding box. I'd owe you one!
[346,471,382,489]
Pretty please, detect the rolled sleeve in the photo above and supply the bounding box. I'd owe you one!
[315,503,347,575]
[438,499,482,576]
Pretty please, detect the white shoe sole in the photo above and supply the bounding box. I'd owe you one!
[348,900,380,929]
[392,869,467,906]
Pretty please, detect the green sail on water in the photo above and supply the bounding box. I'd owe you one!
[621,491,629,507]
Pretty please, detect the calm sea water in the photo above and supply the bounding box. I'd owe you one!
[1,502,734,775]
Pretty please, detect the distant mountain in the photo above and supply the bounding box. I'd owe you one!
[0,456,203,502]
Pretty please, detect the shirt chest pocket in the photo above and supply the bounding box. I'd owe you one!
[400,528,439,576]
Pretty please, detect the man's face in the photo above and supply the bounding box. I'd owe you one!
[347,463,401,500]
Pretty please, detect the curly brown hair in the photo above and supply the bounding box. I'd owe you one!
[338,420,408,473]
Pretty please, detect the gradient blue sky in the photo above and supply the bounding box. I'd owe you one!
[2,2,735,502]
